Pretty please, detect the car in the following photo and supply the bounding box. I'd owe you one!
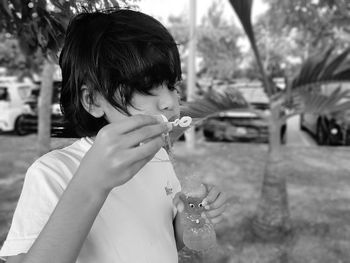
[300,82,350,145]
[18,81,78,137]
[202,108,286,144]
[201,84,286,144]
[0,79,38,135]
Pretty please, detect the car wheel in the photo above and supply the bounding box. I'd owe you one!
[316,120,329,145]
[203,129,218,141]
[14,115,29,136]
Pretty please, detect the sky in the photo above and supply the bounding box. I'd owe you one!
[137,0,269,26]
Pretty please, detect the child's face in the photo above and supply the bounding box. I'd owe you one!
[102,84,180,123]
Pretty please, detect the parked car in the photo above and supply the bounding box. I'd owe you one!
[18,81,77,137]
[300,82,350,145]
[202,85,286,143]
[0,79,37,135]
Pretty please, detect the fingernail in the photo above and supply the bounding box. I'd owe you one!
[160,114,168,122]
[177,203,184,213]
[205,205,210,210]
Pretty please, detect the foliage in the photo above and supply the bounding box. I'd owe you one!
[0,34,25,72]
[181,88,248,120]
[282,48,350,119]
[228,0,272,96]
[263,0,350,54]
[197,0,242,80]
[0,0,139,61]
[167,0,243,81]
[0,33,44,75]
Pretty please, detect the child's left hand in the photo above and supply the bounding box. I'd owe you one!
[200,185,228,225]
[173,184,229,225]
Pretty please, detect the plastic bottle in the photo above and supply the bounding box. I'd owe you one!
[179,183,217,251]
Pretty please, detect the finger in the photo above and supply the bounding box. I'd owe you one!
[202,186,220,207]
[206,192,228,210]
[173,192,185,205]
[127,136,164,163]
[122,123,172,148]
[210,214,225,225]
[204,204,227,218]
[173,193,185,213]
[101,115,163,137]
[120,138,164,180]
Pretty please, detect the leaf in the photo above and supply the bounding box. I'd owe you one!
[290,85,350,115]
[168,89,250,142]
[0,0,13,19]
[292,48,333,88]
[180,89,249,119]
[291,48,350,90]
[228,0,272,97]
[319,48,350,81]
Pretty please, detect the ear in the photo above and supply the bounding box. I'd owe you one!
[80,85,105,118]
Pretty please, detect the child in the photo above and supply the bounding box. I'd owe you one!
[0,9,228,263]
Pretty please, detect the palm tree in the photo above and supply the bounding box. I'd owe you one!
[178,0,350,241]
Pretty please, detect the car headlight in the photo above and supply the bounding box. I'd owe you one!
[330,128,338,135]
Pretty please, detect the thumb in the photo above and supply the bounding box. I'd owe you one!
[173,192,185,213]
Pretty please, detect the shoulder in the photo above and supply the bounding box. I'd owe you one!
[26,138,91,186]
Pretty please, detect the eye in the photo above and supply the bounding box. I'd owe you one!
[198,203,203,208]
[189,203,195,208]
[168,84,179,93]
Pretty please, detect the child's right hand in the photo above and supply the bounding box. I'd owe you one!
[74,115,172,195]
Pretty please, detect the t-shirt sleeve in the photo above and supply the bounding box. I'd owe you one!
[0,158,65,258]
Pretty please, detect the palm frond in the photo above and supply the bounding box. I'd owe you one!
[291,48,350,90]
[228,0,272,97]
[180,89,249,119]
[168,89,249,142]
[285,85,350,117]
[292,48,333,89]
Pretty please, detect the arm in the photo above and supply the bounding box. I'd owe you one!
[6,115,171,263]
[20,173,108,263]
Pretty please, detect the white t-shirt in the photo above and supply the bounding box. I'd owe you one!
[0,137,181,263]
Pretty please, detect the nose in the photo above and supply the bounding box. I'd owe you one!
[157,88,176,111]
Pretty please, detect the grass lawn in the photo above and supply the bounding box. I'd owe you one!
[1,134,350,262]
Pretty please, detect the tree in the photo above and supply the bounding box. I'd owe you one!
[0,0,138,156]
[262,0,350,59]
[197,0,243,80]
[177,0,350,242]
[228,0,350,241]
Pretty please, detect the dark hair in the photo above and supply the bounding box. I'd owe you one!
[59,9,182,137]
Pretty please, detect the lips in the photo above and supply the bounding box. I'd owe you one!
[168,115,180,123]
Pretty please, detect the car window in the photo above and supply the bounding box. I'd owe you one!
[0,87,9,101]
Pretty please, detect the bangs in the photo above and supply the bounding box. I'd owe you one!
[97,38,182,112]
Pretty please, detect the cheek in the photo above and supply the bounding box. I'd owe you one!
[127,97,156,115]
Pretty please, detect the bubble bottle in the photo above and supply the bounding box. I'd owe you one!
[179,178,217,252]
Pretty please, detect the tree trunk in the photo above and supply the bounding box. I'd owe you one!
[37,59,55,156]
[252,105,291,241]
[185,0,197,150]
